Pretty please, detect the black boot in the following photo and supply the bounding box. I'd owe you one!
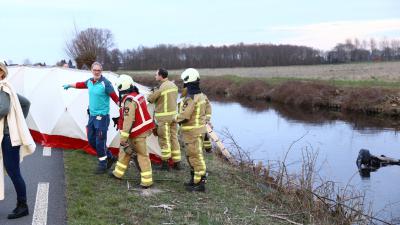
[8,201,29,219]
[184,171,194,187]
[186,175,206,192]
[106,156,117,169]
[172,161,182,170]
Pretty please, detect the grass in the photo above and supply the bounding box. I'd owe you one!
[121,69,400,90]
[64,150,292,225]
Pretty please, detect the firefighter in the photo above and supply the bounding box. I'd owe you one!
[147,68,181,170]
[174,68,212,192]
[110,75,155,188]
[178,84,212,153]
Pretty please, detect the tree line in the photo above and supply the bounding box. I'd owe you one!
[65,28,400,71]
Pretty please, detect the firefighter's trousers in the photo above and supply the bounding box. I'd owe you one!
[112,133,153,187]
[182,133,207,184]
[157,121,181,162]
[203,133,212,152]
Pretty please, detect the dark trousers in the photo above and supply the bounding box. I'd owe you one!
[1,134,27,202]
[87,115,112,168]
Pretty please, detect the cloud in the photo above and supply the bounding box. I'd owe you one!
[269,19,400,50]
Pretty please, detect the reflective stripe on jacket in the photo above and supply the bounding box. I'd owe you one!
[119,92,155,138]
[147,79,178,122]
[176,93,211,135]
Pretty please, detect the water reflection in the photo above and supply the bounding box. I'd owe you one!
[210,99,400,222]
[212,97,400,131]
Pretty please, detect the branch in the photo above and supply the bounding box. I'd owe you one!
[265,214,303,225]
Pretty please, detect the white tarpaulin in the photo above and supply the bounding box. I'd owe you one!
[6,66,161,158]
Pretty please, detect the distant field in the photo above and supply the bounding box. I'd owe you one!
[120,61,400,81]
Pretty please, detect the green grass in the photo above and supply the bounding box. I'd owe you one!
[64,150,291,225]
[119,69,400,89]
[213,75,400,89]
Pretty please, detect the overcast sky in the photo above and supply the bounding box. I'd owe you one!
[1,0,399,65]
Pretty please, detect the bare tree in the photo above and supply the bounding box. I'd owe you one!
[65,27,114,69]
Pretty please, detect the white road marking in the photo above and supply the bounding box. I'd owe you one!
[43,147,51,157]
[32,182,49,225]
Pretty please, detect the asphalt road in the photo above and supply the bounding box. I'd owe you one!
[0,145,66,225]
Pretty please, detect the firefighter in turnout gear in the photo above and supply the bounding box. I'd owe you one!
[147,68,181,170]
[174,68,212,192]
[111,75,155,188]
[178,84,212,153]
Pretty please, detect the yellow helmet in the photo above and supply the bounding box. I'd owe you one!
[116,74,134,91]
[181,68,200,83]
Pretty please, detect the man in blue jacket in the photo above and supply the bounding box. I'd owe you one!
[63,62,119,174]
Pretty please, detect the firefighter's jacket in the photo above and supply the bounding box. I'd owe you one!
[175,93,211,136]
[147,79,178,123]
[118,92,155,141]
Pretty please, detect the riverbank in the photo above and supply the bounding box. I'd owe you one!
[64,150,287,225]
[64,148,370,224]
[121,72,400,117]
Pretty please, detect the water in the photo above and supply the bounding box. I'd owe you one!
[211,100,400,221]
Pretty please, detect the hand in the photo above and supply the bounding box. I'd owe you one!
[63,84,71,90]
[207,122,214,130]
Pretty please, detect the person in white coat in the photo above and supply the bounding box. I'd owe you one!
[0,61,35,219]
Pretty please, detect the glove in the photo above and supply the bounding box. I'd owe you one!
[112,117,120,130]
[63,84,71,90]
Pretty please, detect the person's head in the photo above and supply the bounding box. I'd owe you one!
[155,68,168,81]
[91,62,103,80]
[181,68,200,84]
[0,61,8,80]
[181,83,188,97]
[116,74,137,95]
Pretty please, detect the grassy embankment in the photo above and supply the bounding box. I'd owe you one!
[65,143,371,224]
[65,150,293,225]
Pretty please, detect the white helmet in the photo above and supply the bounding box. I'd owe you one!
[116,74,134,91]
[181,68,200,83]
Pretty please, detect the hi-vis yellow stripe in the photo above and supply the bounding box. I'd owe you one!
[181,100,206,131]
[161,88,178,95]
[114,168,124,176]
[157,87,178,117]
[120,131,130,138]
[116,162,127,169]
[141,171,152,177]
[181,125,205,131]
[155,111,177,116]
[141,177,153,184]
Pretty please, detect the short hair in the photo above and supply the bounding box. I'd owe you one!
[91,61,103,70]
[157,68,168,78]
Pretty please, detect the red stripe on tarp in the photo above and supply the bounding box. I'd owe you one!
[29,129,162,163]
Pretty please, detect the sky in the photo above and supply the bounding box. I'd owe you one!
[1,0,399,65]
